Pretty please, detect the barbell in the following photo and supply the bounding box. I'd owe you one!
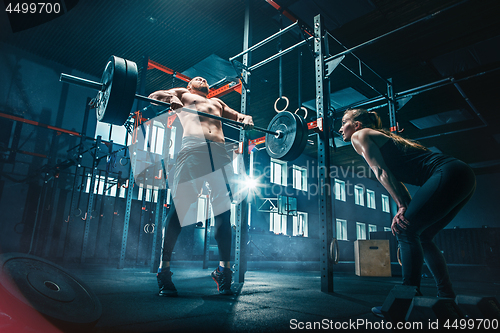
[60,55,308,161]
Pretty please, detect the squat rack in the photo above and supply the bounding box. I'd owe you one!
[229,4,398,290]
[230,0,486,291]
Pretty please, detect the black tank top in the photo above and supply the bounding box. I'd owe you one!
[379,139,456,186]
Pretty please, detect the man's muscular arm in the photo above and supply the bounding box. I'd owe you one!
[215,98,254,130]
[148,88,188,111]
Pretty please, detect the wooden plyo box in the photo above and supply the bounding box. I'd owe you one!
[354,240,391,277]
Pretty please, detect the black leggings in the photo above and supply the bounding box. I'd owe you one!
[161,137,234,262]
[160,204,232,262]
[396,160,476,297]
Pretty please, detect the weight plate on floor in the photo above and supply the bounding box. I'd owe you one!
[0,252,102,328]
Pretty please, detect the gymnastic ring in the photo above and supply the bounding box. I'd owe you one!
[397,247,402,266]
[329,238,339,264]
[14,222,24,234]
[143,224,150,234]
[73,208,82,217]
[274,96,289,113]
[119,157,129,166]
[294,107,308,120]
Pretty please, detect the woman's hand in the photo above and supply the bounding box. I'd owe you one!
[392,206,410,236]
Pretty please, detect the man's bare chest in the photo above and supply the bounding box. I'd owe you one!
[182,94,222,116]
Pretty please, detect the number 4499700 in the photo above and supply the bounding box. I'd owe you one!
[444,318,498,330]
[5,3,61,14]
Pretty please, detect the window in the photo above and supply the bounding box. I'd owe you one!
[105,177,117,197]
[148,185,159,203]
[166,188,172,205]
[368,224,377,239]
[336,219,347,240]
[86,174,121,197]
[130,183,159,203]
[249,150,254,177]
[127,120,166,155]
[95,121,128,146]
[270,158,287,186]
[382,194,390,213]
[197,195,209,227]
[118,183,126,198]
[367,189,376,209]
[233,152,242,174]
[145,185,153,202]
[355,185,364,206]
[293,165,307,191]
[137,183,143,200]
[334,179,346,201]
[231,202,251,228]
[292,212,308,237]
[169,126,176,159]
[356,222,366,240]
[270,212,287,235]
[384,227,391,232]
[278,195,297,216]
[230,203,237,228]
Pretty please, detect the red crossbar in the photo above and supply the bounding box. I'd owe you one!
[147,60,242,98]
[0,112,81,137]
[265,0,313,37]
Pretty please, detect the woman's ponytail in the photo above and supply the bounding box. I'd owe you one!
[344,108,428,151]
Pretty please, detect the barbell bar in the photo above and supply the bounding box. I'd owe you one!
[60,55,308,161]
[59,75,281,137]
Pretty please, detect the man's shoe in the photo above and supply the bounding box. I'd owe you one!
[157,271,178,297]
[371,306,384,318]
[211,267,233,295]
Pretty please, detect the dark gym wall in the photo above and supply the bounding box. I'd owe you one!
[0,42,98,256]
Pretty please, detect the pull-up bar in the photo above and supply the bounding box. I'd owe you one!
[248,36,313,72]
[229,21,299,62]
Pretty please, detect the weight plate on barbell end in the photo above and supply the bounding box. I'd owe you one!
[122,58,138,120]
[96,56,137,125]
[291,112,308,159]
[265,111,308,161]
[265,111,297,160]
[96,57,118,122]
[0,252,102,329]
[285,112,306,161]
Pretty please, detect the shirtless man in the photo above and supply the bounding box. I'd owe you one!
[148,77,253,296]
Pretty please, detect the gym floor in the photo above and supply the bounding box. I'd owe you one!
[67,262,499,332]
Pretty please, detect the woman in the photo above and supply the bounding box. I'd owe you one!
[339,108,476,300]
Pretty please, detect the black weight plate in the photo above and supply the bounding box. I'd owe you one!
[97,56,136,125]
[121,58,138,123]
[0,253,102,326]
[282,112,302,161]
[265,111,298,160]
[96,57,118,122]
[286,112,308,161]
